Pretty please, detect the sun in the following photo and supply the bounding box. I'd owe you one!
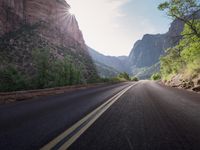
[69,7,76,15]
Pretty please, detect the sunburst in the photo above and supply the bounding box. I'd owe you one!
[69,7,75,16]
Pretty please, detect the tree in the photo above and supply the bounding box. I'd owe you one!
[151,73,161,80]
[0,66,28,92]
[158,0,200,37]
[33,48,51,88]
[131,76,139,81]
[118,72,130,81]
[160,20,200,79]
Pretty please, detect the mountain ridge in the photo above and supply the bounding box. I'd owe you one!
[89,18,185,79]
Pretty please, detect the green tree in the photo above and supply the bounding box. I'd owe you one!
[131,76,139,81]
[118,72,131,81]
[0,66,28,92]
[151,73,161,80]
[32,48,51,88]
[158,0,200,37]
[32,49,83,88]
[160,20,200,79]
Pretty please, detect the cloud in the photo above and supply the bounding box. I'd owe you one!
[67,0,131,56]
[66,0,169,56]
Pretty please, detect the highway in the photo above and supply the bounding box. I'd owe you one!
[0,81,200,150]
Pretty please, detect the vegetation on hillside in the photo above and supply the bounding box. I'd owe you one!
[0,48,134,92]
[0,48,84,92]
[98,72,137,83]
[131,76,139,81]
[158,0,200,81]
[151,73,161,80]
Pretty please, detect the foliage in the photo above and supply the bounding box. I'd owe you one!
[32,48,83,89]
[131,76,139,81]
[0,66,29,92]
[151,73,161,80]
[160,20,200,80]
[118,72,131,81]
[0,48,84,92]
[97,72,133,84]
[158,0,200,37]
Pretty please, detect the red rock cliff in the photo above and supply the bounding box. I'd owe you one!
[0,0,85,49]
[0,0,98,81]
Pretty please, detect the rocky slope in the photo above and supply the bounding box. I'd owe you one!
[0,0,97,81]
[89,19,184,79]
[165,74,200,93]
[129,34,166,68]
[128,19,184,79]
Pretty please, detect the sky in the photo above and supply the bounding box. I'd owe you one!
[67,0,171,56]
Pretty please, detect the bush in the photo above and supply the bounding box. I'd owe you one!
[118,72,131,81]
[131,76,139,81]
[0,66,29,92]
[160,20,200,80]
[32,48,84,89]
[151,73,161,80]
[0,48,86,92]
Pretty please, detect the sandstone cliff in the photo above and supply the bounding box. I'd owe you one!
[0,0,85,47]
[128,19,184,79]
[0,0,97,82]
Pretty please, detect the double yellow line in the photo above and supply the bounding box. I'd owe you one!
[41,83,135,150]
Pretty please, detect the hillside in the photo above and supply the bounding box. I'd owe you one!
[88,47,129,77]
[88,19,185,79]
[128,19,184,79]
[0,0,98,91]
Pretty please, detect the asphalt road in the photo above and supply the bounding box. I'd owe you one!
[69,81,200,150]
[0,82,131,150]
[0,81,200,150]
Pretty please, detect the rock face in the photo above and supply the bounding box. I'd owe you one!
[129,34,166,68]
[128,19,184,78]
[0,0,97,80]
[88,19,185,79]
[0,0,85,47]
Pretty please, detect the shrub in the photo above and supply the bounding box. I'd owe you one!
[32,48,84,89]
[118,72,131,81]
[0,66,29,92]
[151,73,161,80]
[131,76,139,81]
[160,20,200,80]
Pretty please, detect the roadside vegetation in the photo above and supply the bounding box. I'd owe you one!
[0,48,135,92]
[151,73,161,80]
[158,0,200,81]
[0,49,84,92]
[98,72,138,83]
[131,76,139,81]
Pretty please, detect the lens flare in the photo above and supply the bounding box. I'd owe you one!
[69,7,75,15]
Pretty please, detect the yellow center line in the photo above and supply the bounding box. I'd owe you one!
[41,83,136,150]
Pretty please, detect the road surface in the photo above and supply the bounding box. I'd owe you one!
[0,81,200,150]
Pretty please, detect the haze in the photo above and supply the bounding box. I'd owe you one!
[67,0,171,56]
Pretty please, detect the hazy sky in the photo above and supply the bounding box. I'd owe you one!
[67,0,171,56]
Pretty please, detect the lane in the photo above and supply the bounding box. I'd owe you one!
[41,83,136,150]
[69,80,200,150]
[0,82,132,150]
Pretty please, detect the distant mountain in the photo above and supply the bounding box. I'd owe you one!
[128,34,166,68]
[88,47,129,77]
[0,0,97,82]
[94,61,120,78]
[88,18,186,79]
[128,19,184,79]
